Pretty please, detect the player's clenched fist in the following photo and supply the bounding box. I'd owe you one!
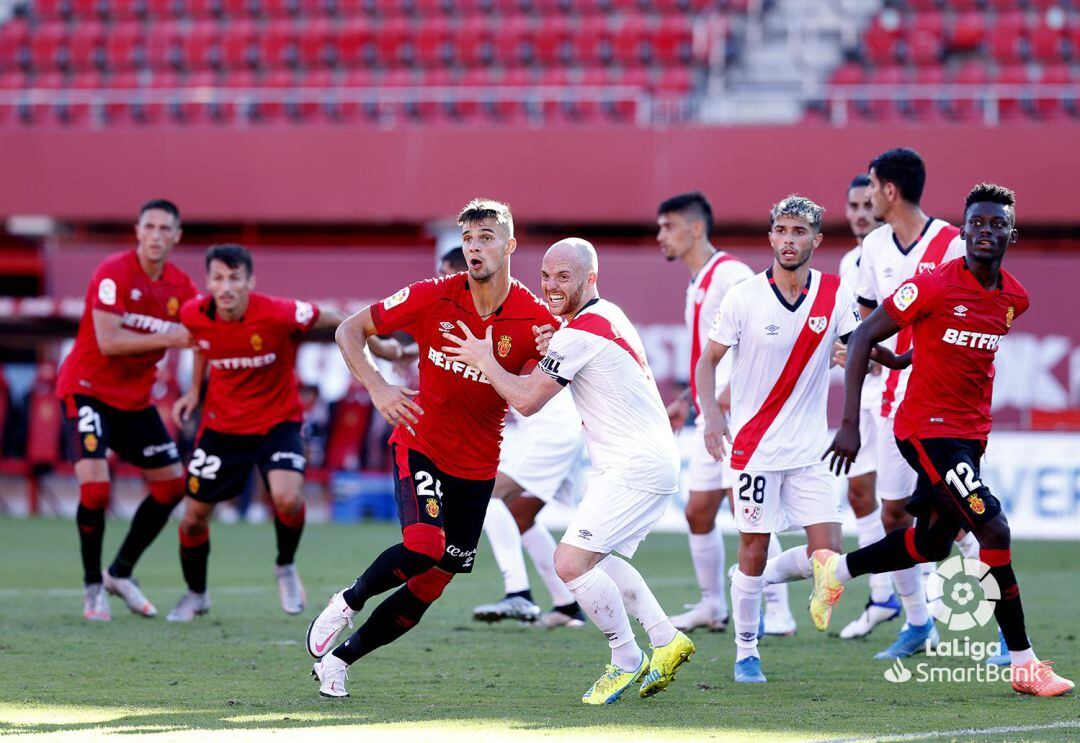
[370,384,424,435]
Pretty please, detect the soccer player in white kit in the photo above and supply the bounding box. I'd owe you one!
[443,238,695,705]
[854,148,975,659]
[834,174,902,639]
[657,192,796,636]
[695,196,863,683]
[472,387,588,627]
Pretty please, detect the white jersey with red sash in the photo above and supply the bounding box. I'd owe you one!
[710,269,860,471]
[854,218,964,418]
[540,297,679,495]
[685,251,754,411]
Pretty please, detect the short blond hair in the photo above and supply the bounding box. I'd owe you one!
[457,198,514,237]
[770,194,824,232]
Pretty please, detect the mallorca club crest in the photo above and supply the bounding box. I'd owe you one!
[250,334,263,351]
[497,334,512,357]
[807,316,827,334]
[83,433,98,453]
[425,497,440,518]
[166,296,180,316]
[1005,306,1015,329]
[188,475,200,494]
[967,494,986,515]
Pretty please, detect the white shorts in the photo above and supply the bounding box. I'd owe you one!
[560,472,670,558]
[875,414,917,501]
[845,407,879,479]
[687,422,735,491]
[499,419,586,505]
[732,462,842,534]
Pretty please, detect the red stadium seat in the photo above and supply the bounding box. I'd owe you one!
[261,21,300,68]
[947,11,986,53]
[493,15,533,66]
[575,15,612,67]
[1035,62,1070,119]
[864,64,905,121]
[612,15,647,65]
[298,18,337,68]
[221,20,259,69]
[949,61,989,121]
[905,11,945,65]
[1029,22,1064,63]
[456,17,495,67]
[69,22,107,71]
[70,0,105,19]
[104,23,145,71]
[28,24,66,72]
[863,16,902,65]
[415,19,453,67]
[655,16,692,65]
[179,21,221,70]
[106,0,149,19]
[265,0,299,15]
[33,0,73,20]
[988,12,1027,63]
[0,20,29,72]
[338,23,375,68]
[375,17,411,67]
[909,65,946,121]
[535,15,572,66]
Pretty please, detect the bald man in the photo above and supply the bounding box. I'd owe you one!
[443,238,695,705]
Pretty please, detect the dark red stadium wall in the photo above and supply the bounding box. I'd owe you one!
[6,125,1079,225]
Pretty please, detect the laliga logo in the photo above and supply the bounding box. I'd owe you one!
[884,658,912,683]
[926,556,1000,631]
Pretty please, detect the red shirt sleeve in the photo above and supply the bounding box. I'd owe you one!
[272,296,320,333]
[883,270,939,328]
[368,278,443,336]
[90,261,129,316]
[179,297,202,330]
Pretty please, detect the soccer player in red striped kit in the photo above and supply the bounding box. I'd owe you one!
[816,184,1073,697]
[56,199,197,621]
[306,199,557,698]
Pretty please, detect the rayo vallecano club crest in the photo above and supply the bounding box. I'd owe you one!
[808,316,827,334]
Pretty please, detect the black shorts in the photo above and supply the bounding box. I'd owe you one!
[61,394,180,469]
[186,421,306,504]
[391,444,495,574]
[896,436,1001,528]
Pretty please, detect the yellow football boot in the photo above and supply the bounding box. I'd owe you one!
[639,630,695,698]
[809,549,845,631]
[581,652,649,705]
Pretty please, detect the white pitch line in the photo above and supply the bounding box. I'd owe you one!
[819,719,1080,743]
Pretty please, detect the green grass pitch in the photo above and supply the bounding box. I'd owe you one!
[0,518,1076,741]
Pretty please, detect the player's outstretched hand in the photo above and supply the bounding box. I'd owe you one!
[703,413,731,461]
[371,384,423,435]
[441,321,492,369]
[172,391,199,428]
[823,423,860,476]
[533,324,555,357]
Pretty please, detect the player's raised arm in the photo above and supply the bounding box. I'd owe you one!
[336,307,423,430]
[92,309,190,356]
[694,339,731,461]
[824,306,902,475]
[441,322,562,416]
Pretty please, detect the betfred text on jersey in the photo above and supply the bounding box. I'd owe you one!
[427,347,490,384]
[941,329,1003,351]
[122,313,182,334]
[209,353,278,370]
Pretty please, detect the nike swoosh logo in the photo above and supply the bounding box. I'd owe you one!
[313,635,334,654]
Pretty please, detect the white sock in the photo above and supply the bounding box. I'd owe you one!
[894,566,930,626]
[565,567,640,671]
[731,568,764,661]
[956,531,980,560]
[598,555,678,647]
[522,524,574,607]
[688,528,727,615]
[855,509,894,603]
[762,535,790,616]
[482,500,529,595]
[835,554,853,582]
[920,561,936,577]
[1011,647,1037,666]
[762,544,810,585]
